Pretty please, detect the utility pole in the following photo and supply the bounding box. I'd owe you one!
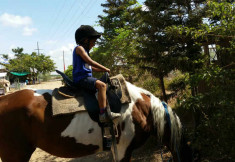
[35,42,43,55]
[63,51,65,72]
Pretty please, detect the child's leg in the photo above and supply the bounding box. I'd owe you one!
[95,79,121,122]
[95,80,107,113]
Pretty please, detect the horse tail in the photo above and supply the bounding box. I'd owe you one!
[149,95,182,151]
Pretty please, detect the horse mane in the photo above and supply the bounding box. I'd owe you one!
[126,82,182,151]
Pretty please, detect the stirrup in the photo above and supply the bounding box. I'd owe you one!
[103,123,119,138]
[99,112,112,123]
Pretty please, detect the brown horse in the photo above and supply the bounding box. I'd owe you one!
[0,82,192,162]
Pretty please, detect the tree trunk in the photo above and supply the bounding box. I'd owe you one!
[159,74,167,102]
[203,44,210,66]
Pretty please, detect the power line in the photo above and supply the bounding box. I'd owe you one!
[50,0,94,50]
[62,0,94,42]
[35,1,62,33]
[47,0,68,39]
[56,0,86,40]
[50,0,79,41]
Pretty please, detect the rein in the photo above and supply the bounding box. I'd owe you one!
[162,102,171,129]
[161,101,181,162]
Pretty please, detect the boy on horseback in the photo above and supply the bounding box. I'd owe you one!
[73,25,121,123]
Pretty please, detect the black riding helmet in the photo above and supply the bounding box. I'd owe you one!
[75,25,101,44]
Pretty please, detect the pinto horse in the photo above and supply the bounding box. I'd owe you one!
[0,82,192,162]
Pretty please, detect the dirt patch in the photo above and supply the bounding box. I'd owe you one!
[23,80,63,90]
[29,139,167,162]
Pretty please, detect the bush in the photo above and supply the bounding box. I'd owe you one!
[142,79,160,95]
[177,66,235,161]
[40,73,52,82]
[64,65,73,80]
[168,74,187,94]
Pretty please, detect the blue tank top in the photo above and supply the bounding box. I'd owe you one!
[72,46,92,84]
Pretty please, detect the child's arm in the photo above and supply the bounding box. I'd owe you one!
[92,67,105,72]
[76,46,110,72]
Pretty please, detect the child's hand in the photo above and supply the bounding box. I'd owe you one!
[105,68,110,73]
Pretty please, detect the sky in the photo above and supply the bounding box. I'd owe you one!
[0,0,144,74]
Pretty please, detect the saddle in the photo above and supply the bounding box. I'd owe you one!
[54,70,131,122]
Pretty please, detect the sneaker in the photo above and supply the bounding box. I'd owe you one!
[99,112,121,123]
[99,113,110,123]
[110,112,121,120]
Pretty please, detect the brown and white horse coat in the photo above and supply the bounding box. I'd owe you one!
[0,82,188,162]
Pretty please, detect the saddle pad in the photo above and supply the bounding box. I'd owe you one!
[110,74,131,104]
[52,88,86,116]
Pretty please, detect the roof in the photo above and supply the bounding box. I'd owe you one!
[10,72,30,76]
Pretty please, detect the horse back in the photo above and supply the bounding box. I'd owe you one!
[0,89,44,112]
[0,89,49,160]
[0,89,47,133]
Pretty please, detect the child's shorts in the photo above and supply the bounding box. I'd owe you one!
[77,77,98,92]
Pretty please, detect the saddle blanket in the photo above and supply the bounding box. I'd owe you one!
[52,88,86,116]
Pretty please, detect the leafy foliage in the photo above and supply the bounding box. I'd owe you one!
[177,65,235,160]
[142,78,160,95]
[93,0,141,80]
[166,1,235,67]
[6,48,56,75]
[64,65,73,80]
[168,73,187,94]
[135,0,205,101]
[168,1,235,160]
[39,73,52,82]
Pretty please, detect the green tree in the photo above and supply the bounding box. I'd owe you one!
[6,48,56,76]
[98,0,139,41]
[0,54,9,66]
[33,52,56,74]
[136,0,206,101]
[136,1,177,101]
[12,47,24,58]
[93,0,140,79]
[171,1,235,160]
[64,65,73,80]
[1,54,9,59]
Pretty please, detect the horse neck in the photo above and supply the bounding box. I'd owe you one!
[125,82,167,136]
[122,82,189,161]
[125,82,182,140]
